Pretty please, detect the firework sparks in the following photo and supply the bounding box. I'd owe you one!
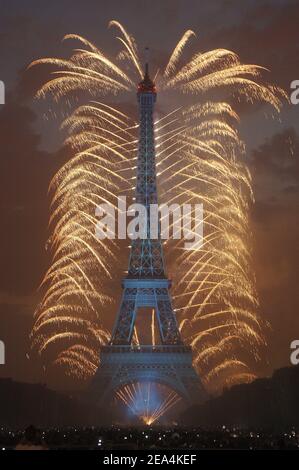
[30,22,286,396]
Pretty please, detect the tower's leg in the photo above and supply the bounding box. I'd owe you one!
[154,288,182,344]
[111,288,137,344]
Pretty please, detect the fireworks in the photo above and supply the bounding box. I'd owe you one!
[157,104,262,392]
[29,21,286,394]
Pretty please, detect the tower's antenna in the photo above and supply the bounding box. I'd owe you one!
[144,46,150,77]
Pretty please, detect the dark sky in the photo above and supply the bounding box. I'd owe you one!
[0,0,299,388]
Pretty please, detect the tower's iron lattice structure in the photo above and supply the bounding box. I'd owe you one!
[91,63,207,407]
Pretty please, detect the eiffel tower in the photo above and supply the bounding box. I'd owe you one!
[91,59,207,412]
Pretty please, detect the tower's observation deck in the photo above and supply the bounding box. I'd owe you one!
[91,62,207,410]
[137,63,156,94]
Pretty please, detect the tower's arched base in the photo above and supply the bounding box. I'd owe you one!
[89,345,208,416]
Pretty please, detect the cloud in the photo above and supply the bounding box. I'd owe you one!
[249,129,299,372]
[0,97,63,295]
[251,128,299,202]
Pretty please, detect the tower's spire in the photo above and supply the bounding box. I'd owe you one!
[138,46,156,94]
[144,46,150,78]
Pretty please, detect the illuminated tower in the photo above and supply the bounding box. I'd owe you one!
[91,60,207,410]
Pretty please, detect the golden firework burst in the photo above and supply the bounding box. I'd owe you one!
[29,21,286,392]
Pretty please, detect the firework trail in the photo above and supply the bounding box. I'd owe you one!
[29,21,286,391]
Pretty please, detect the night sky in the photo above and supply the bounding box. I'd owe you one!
[0,0,299,389]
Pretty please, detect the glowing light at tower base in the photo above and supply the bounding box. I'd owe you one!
[115,382,182,425]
